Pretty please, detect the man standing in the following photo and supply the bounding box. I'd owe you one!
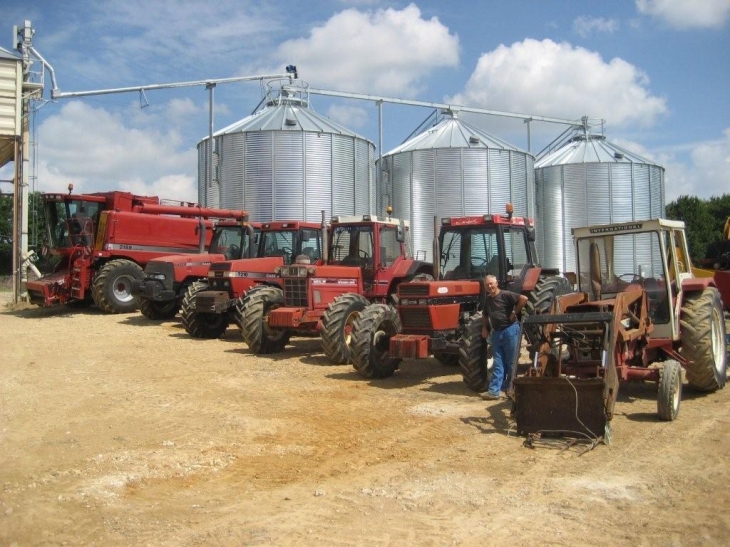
[480,274,528,400]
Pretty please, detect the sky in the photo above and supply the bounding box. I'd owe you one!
[2,0,729,205]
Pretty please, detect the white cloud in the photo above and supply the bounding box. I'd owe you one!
[36,101,198,201]
[448,39,667,128]
[326,104,370,129]
[573,16,620,38]
[636,0,730,29]
[260,4,460,96]
[615,130,730,202]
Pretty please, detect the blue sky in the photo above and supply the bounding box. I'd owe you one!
[3,0,729,204]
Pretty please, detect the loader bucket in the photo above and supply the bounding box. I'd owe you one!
[513,376,607,438]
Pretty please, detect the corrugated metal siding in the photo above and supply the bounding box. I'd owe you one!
[244,132,273,220]
[535,157,665,274]
[0,59,20,137]
[305,132,332,221]
[333,135,356,216]
[199,98,375,222]
[463,149,488,216]
[274,132,304,220]
[220,133,244,210]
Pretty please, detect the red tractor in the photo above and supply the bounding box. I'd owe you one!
[239,214,434,363]
[26,187,247,313]
[131,219,259,320]
[180,220,326,338]
[514,219,727,442]
[350,208,572,392]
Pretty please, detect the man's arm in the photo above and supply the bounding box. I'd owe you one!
[481,310,490,339]
[510,294,528,322]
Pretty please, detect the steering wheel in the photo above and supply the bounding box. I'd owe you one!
[470,256,487,266]
[280,246,292,256]
[227,244,240,259]
[618,273,644,284]
[358,249,371,259]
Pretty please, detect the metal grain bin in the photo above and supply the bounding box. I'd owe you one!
[379,112,535,261]
[198,89,376,222]
[534,133,665,275]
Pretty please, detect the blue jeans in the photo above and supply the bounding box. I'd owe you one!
[487,322,521,396]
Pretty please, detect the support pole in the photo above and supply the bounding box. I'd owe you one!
[206,83,215,208]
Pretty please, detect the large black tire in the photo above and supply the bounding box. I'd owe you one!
[657,359,682,421]
[92,259,144,314]
[137,297,179,320]
[458,312,489,392]
[522,275,573,354]
[351,304,402,379]
[240,286,291,354]
[180,280,230,339]
[680,287,727,391]
[320,293,371,364]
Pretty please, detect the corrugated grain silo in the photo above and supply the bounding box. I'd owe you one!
[379,111,535,261]
[534,132,665,275]
[198,88,376,222]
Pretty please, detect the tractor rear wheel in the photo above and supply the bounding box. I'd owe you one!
[320,293,370,364]
[92,259,144,314]
[680,287,727,391]
[657,359,682,421]
[240,286,290,354]
[458,312,489,392]
[351,304,402,379]
[181,280,230,338]
[138,297,179,320]
[523,275,573,354]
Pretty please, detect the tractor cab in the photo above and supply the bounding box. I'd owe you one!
[573,219,696,340]
[328,215,409,295]
[437,208,538,294]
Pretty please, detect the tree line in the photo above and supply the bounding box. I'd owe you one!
[1,191,729,276]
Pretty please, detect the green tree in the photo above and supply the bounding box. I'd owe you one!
[665,194,730,264]
[0,191,53,275]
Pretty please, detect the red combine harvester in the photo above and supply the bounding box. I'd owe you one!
[239,213,434,363]
[132,219,259,320]
[26,186,248,313]
[180,220,325,338]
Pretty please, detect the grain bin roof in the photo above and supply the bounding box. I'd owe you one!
[0,47,20,60]
[212,91,368,140]
[384,114,523,156]
[535,134,658,168]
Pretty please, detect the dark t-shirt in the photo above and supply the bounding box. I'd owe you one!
[483,290,521,331]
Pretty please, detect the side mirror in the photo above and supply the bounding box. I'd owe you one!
[527,227,536,242]
[396,220,405,243]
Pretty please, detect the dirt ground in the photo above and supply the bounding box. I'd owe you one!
[1,291,729,547]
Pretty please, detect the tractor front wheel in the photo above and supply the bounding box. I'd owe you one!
[138,297,179,320]
[458,312,489,392]
[657,359,682,421]
[680,287,727,391]
[320,293,370,364]
[240,286,290,354]
[351,304,402,379]
[180,280,230,338]
[92,259,144,314]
